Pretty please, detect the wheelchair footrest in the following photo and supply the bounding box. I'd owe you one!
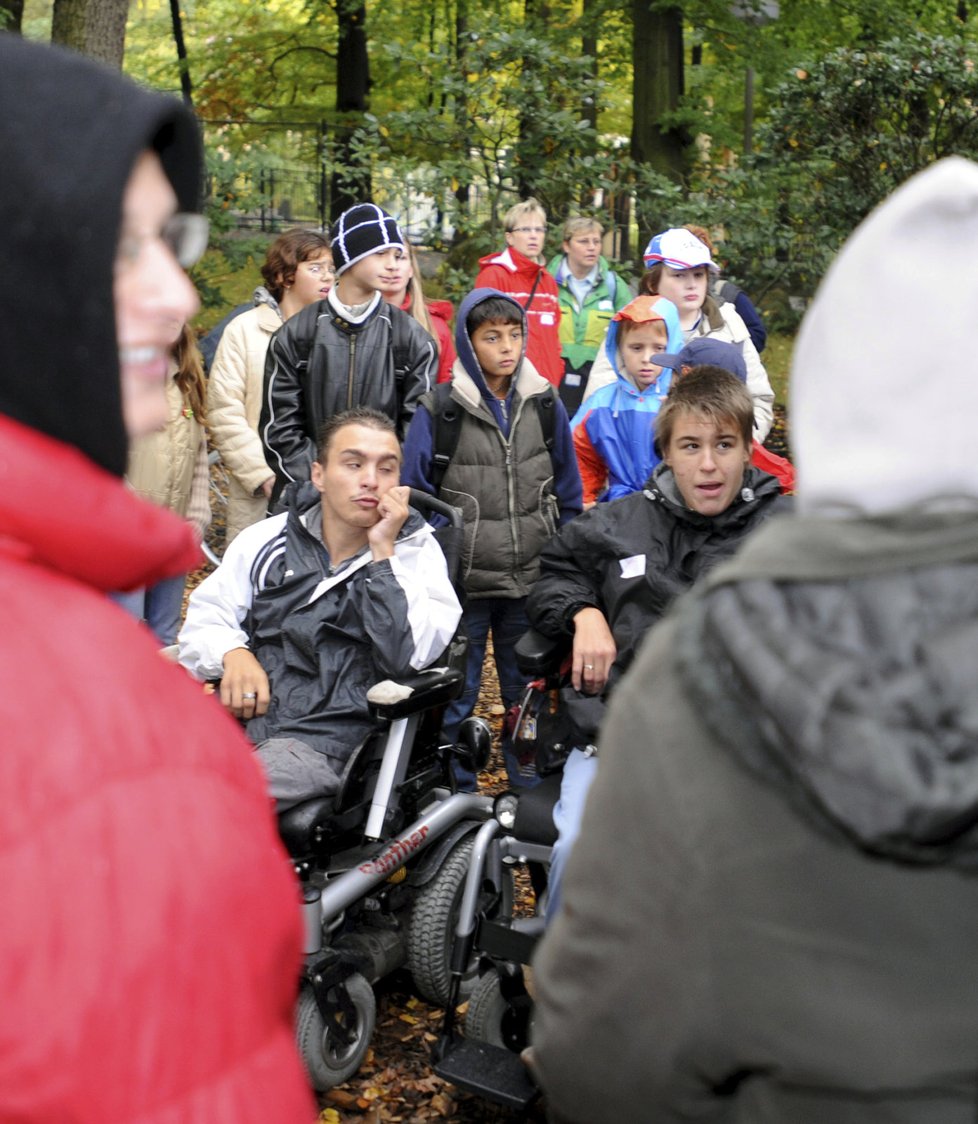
[434,1038,540,1110]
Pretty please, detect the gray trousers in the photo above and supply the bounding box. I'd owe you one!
[256,738,342,813]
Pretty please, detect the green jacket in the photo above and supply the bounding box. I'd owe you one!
[547,253,632,372]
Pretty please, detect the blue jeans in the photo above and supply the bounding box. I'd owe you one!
[111,573,187,646]
[547,746,599,918]
[442,597,539,790]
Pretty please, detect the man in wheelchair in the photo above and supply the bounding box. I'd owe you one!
[527,367,789,912]
[178,406,462,810]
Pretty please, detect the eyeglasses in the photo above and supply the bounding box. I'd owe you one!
[510,226,546,235]
[116,212,210,271]
[303,262,335,278]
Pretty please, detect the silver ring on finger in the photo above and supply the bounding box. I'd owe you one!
[242,692,257,700]
[584,664,595,670]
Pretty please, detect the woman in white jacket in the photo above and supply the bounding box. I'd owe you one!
[208,228,332,542]
[583,227,774,442]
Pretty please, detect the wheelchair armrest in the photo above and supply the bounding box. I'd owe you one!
[516,627,569,677]
[366,666,464,720]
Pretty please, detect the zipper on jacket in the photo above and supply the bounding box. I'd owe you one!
[346,334,357,410]
[503,400,523,575]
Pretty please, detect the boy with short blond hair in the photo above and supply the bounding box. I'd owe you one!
[549,215,632,414]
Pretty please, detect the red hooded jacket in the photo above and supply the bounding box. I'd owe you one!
[398,294,457,384]
[0,416,315,1122]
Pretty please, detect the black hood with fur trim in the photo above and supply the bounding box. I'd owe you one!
[0,34,202,477]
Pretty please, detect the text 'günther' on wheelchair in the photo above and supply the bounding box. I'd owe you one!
[432,625,575,1111]
[276,489,514,1092]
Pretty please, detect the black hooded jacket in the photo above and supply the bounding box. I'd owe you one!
[529,462,787,688]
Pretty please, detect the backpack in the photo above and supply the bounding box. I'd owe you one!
[716,279,743,305]
[424,381,559,492]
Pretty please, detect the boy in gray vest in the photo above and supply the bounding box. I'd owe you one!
[402,288,582,789]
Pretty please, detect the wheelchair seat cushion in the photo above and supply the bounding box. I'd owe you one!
[277,795,337,855]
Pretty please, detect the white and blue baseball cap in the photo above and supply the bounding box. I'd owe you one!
[643,227,718,273]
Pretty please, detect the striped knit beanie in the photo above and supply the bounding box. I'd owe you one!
[329,203,404,275]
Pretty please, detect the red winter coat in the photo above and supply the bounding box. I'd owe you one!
[475,247,563,386]
[0,415,315,1122]
[399,294,457,384]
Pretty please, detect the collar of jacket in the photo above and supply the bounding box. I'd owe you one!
[254,302,284,333]
[0,413,200,592]
[643,463,779,529]
[482,246,542,276]
[699,294,725,331]
[449,356,550,415]
[325,290,383,333]
[695,503,978,591]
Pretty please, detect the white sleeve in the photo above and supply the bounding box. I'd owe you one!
[720,304,774,442]
[390,528,463,671]
[582,328,617,403]
[177,515,286,680]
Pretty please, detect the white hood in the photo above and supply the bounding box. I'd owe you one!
[792,157,978,516]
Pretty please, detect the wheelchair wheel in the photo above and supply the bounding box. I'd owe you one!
[295,971,376,1091]
[406,835,513,1007]
[465,969,533,1053]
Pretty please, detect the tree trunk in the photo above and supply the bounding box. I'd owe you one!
[453,0,471,220]
[579,0,599,211]
[331,0,371,220]
[517,0,551,200]
[0,0,23,33]
[169,0,193,107]
[51,0,129,68]
[631,1,685,247]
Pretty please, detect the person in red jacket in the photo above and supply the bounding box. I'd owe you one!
[378,242,457,383]
[475,197,563,386]
[0,37,315,1123]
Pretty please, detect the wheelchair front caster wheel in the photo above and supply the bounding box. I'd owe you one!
[465,969,533,1053]
[296,971,376,1091]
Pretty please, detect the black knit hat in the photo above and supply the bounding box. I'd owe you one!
[330,203,405,275]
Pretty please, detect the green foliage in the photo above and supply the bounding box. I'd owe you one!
[116,0,978,330]
[379,25,617,238]
[765,31,978,225]
[660,28,978,332]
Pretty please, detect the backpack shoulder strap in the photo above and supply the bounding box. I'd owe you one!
[717,279,743,304]
[426,382,462,492]
[390,306,414,387]
[533,385,557,454]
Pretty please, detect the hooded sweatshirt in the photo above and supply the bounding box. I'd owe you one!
[0,37,314,1123]
[570,295,684,503]
[532,158,978,1123]
[401,288,582,598]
